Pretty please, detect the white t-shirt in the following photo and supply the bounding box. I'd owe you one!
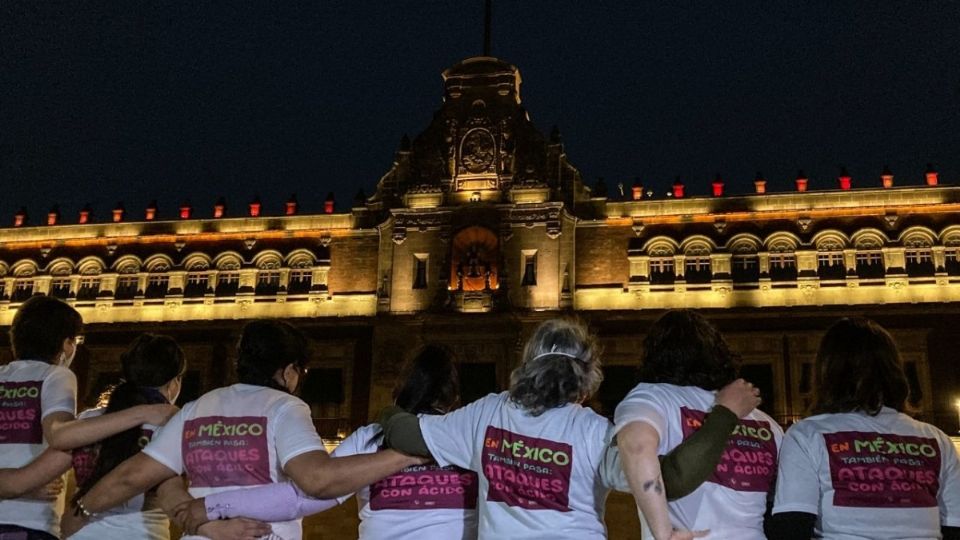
[0,359,76,536]
[419,391,612,540]
[614,383,783,540]
[71,407,168,540]
[332,421,479,540]
[773,407,960,539]
[143,384,326,540]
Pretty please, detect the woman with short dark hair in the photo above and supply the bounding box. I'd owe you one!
[615,309,776,540]
[0,296,177,540]
[770,318,960,539]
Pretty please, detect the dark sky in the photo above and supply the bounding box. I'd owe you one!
[2,2,959,221]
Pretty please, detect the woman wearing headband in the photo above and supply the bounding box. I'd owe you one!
[380,319,758,539]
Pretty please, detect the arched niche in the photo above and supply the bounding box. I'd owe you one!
[449,226,499,291]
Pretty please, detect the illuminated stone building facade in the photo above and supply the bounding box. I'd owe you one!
[2,56,960,441]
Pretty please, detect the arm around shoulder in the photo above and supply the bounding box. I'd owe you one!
[659,405,737,500]
[284,449,423,500]
[0,448,73,499]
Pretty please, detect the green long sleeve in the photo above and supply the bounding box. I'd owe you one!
[658,404,738,499]
[379,406,432,457]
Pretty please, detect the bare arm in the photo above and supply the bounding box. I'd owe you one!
[0,448,73,499]
[619,422,674,540]
[155,476,193,523]
[42,405,177,451]
[283,449,424,500]
[80,452,177,513]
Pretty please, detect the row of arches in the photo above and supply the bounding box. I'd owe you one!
[637,226,960,286]
[0,249,323,279]
[0,249,328,303]
[640,226,960,257]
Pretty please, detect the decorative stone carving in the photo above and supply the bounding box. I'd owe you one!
[460,128,497,174]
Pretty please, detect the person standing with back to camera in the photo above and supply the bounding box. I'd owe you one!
[615,309,778,540]
[0,296,177,540]
[76,320,427,540]
[170,344,481,540]
[380,318,762,540]
[769,318,960,540]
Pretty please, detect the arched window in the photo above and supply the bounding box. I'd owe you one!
[853,234,885,280]
[945,234,960,276]
[48,261,74,299]
[767,240,798,282]
[11,262,38,303]
[144,256,173,299]
[254,254,282,296]
[183,256,212,298]
[816,236,847,281]
[683,242,712,284]
[76,259,104,301]
[902,231,935,278]
[647,243,676,286]
[215,254,242,297]
[287,255,314,295]
[729,239,760,284]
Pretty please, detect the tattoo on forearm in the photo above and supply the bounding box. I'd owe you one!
[642,476,664,495]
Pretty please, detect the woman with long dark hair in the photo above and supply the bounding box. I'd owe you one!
[614,309,776,540]
[770,318,960,539]
[65,334,185,539]
[76,320,425,540]
[171,344,480,539]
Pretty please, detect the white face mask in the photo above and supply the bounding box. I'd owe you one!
[60,348,76,368]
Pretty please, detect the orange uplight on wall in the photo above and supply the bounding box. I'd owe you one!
[213,197,226,219]
[13,208,27,227]
[47,206,59,226]
[145,201,158,221]
[631,179,643,200]
[79,204,92,224]
[795,171,809,192]
[285,194,299,216]
[754,173,767,194]
[112,203,125,223]
[838,167,852,190]
[711,174,725,197]
[324,192,335,214]
[249,196,262,217]
[179,202,192,219]
[672,177,685,199]
[926,164,939,186]
[881,166,894,189]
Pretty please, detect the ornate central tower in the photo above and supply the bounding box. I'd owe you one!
[369,56,588,208]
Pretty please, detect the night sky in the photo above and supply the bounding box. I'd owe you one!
[2,2,959,222]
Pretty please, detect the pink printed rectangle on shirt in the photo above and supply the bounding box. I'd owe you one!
[681,407,778,493]
[480,426,573,512]
[824,431,940,508]
[0,380,43,445]
[369,463,479,510]
[183,416,270,488]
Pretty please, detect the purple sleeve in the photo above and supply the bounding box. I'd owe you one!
[205,482,339,522]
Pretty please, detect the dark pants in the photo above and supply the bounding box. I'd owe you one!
[0,524,57,540]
